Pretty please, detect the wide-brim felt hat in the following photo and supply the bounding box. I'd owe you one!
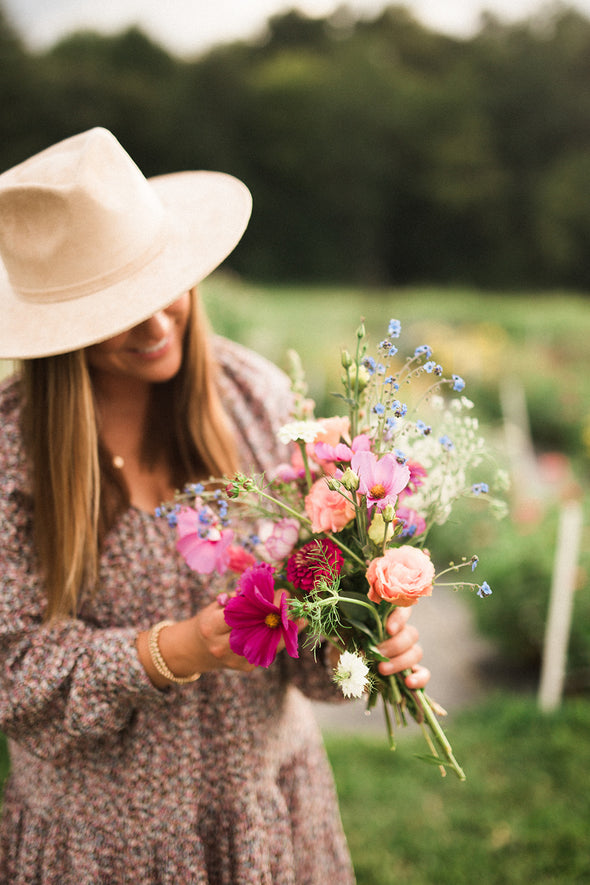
[0,127,252,358]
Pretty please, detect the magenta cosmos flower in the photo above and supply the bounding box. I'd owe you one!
[223,563,299,667]
[350,450,410,510]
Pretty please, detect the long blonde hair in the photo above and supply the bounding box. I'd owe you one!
[20,288,239,620]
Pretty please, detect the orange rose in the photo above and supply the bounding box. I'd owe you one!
[305,478,356,533]
[366,546,435,607]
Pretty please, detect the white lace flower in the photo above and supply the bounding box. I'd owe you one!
[277,420,325,444]
[333,651,370,699]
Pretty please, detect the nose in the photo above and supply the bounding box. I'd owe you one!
[137,310,172,340]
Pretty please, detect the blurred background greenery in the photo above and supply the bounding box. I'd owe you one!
[1,2,590,881]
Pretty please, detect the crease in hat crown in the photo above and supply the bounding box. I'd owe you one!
[0,127,168,302]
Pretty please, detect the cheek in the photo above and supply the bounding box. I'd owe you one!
[85,333,129,365]
[170,296,191,333]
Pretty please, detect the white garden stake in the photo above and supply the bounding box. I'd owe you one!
[538,499,583,712]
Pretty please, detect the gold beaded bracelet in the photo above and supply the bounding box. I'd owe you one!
[147,619,201,684]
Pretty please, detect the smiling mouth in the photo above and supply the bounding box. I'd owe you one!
[131,335,171,355]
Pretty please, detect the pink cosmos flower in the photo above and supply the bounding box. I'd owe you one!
[366,546,435,607]
[223,563,299,667]
[176,506,234,574]
[398,460,428,500]
[304,478,356,533]
[395,506,427,538]
[286,538,344,593]
[314,432,372,466]
[351,450,410,511]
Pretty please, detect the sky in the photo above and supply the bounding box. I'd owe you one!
[4,0,590,56]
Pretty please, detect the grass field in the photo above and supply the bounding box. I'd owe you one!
[325,694,590,885]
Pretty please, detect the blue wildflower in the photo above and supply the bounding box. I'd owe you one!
[388,319,402,338]
[395,449,408,464]
[415,344,432,359]
[434,364,443,376]
[401,522,417,538]
[452,374,465,392]
[392,400,407,418]
[372,403,386,416]
[472,482,489,495]
[362,356,377,375]
[477,581,492,598]
[471,555,479,572]
[185,482,205,495]
[167,511,178,528]
[388,345,398,357]
[439,435,454,451]
[416,420,431,436]
[424,360,436,373]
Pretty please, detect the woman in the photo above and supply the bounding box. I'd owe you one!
[0,128,429,884]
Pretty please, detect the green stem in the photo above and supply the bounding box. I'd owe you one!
[248,483,367,568]
[297,440,314,492]
[382,698,396,750]
[413,686,466,781]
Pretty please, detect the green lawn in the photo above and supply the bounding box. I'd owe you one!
[325,694,590,885]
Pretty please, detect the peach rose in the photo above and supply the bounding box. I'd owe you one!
[314,416,351,448]
[366,546,435,607]
[305,478,356,533]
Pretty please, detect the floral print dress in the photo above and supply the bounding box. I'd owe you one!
[0,337,355,885]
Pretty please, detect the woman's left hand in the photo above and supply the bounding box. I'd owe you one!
[376,606,431,690]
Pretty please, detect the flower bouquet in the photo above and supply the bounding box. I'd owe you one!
[158,319,507,780]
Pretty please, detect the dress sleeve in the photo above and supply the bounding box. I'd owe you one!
[0,489,169,763]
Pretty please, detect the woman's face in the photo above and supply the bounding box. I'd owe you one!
[86,293,191,386]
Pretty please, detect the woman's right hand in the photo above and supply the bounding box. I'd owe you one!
[136,601,255,689]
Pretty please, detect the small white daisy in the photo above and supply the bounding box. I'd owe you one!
[277,420,325,445]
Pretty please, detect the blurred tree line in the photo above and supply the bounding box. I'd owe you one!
[2,2,590,289]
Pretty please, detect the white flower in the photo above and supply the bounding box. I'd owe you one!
[277,420,325,444]
[333,651,370,699]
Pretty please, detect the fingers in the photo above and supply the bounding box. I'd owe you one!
[194,602,256,673]
[376,607,429,681]
[404,664,431,690]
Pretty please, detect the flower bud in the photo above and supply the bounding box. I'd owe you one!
[345,363,371,392]
[340,467,360,492]
[381,504,395,523]
[341,349,353,369]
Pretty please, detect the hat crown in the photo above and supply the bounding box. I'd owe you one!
[0,127,165,301]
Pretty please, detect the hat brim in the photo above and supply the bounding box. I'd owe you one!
[0,171,252,359]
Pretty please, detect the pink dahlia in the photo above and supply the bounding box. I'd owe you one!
[286,538,344,593]
[223,563,299,667]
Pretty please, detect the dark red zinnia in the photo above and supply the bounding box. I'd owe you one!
[286,538,344,593]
